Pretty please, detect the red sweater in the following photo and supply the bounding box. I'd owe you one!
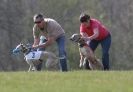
[80,19,109,40]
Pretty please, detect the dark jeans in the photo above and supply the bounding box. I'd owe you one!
[86,34,111,70]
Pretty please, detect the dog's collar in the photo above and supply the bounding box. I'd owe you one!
[24,48,32,55]
[79,43,88,48]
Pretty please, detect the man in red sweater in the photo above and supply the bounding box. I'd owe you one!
[79,13,111,70]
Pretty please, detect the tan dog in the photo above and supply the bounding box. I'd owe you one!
[70,34,103,70]
[13,43,59,72]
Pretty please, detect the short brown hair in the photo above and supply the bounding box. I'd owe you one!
[33,13,44,22]
[79,13,90,23]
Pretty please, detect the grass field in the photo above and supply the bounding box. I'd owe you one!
[0,70,133,92]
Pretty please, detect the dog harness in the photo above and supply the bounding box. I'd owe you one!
[25,51,42,61]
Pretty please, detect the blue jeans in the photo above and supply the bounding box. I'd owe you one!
[89,34,111,70]
[56,35,68,71]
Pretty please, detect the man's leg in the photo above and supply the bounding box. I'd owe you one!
[56,35,68,71]
[101,35,111,70]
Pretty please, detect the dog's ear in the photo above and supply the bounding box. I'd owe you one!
[20,43,23,46]
[69,34,75,41]
[69,37,73,41]
[20,43,25,49]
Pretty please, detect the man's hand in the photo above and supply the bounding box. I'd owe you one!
[32,45,39,49]
[82,37,90,42]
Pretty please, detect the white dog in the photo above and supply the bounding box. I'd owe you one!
[13,43,59,72]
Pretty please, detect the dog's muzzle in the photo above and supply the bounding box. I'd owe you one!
[13,48,21,54]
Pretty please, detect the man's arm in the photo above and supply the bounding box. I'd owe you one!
[33,36,40,47]
[32,25,40,47]
[33,36,54,48]
[89,28,99,40]
[80,28,99,41]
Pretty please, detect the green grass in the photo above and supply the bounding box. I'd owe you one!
[0,70,133,92]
